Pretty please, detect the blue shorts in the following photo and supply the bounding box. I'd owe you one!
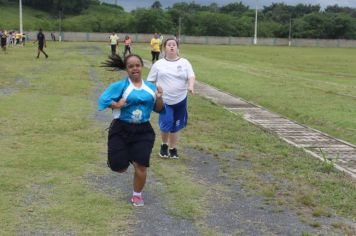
[159,97,188,133]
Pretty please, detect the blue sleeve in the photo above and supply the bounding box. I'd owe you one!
[97,80,126,111]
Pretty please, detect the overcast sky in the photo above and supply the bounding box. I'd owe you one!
[103,0,356,11]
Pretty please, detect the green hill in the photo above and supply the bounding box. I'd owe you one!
[1,1,355,38]
[0,2,127,32]
[0,2,56,31]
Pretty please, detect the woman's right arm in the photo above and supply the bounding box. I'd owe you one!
[146,64,158,84]
[98,82,124,111]
[109,98,126,109]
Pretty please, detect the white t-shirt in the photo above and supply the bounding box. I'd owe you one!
[110,34,119,45]
[147,58,195,105]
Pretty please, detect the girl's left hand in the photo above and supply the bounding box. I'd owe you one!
[155,86,163,99]
[188,86,194,95]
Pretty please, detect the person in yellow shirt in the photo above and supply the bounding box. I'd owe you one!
[150,33,160,64]
[15,32,22,45]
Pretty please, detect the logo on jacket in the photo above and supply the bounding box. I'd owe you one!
[132,109,143,122]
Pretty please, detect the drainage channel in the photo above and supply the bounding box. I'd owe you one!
[195,81,356,179]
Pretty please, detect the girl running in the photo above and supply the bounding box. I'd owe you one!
[147,37,196,159]
[98,54,164,207]
[123,35,132,57]
[150,33,160,64]
[0,30,8,54]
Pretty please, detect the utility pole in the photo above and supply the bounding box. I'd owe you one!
[253,0,258,45]
[178,16,182,42]
[288,17,292,46]
[58,9,62,42]
[19,0,23,35]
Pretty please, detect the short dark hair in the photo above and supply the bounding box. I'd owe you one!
[124,54,144,68]
[163,37,179,48]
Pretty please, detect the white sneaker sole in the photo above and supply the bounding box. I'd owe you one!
[159,153,169,158]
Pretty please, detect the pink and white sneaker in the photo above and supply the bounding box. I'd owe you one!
[131,195,144,207]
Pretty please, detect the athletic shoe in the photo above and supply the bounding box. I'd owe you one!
[159,144,169,158]
[169,148,179,159]
[131,195,144,207]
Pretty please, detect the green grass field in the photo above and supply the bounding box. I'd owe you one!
[132,43,356,145]
[0,42,355,235]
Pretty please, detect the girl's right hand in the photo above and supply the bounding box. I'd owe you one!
[111,98,126,109]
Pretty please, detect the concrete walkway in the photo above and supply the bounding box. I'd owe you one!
[194,81,356,179]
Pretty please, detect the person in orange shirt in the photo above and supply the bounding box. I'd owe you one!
[123,35,132,57]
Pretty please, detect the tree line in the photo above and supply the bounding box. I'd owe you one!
[2,0,356,39]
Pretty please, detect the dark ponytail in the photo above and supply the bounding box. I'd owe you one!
[101,54,144,71]
[101,54,125,71]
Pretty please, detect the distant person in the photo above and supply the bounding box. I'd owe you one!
[6,31,11,46]
[15,31,22,45]
[150,33,160,64]
[11,32,15,46]
[51,32,56,41]
[158,33,164,53]
[123,35,132,57]
[98,54,164,207]
[0,30,8,54]
[8,31,14,46]
[34,28,48,59]
[22,33,26,46]
[109,32,119,56]
[147,37,195,159]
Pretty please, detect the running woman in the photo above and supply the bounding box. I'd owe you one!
[123,35,132,57]
[34,28,48,59]
[147,37,196,159]
[98,54,164,207]
[150,33,160,64]
[0,30,8,54]
[109,32,119,56]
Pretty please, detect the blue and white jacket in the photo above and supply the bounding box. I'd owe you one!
[98,77,158,123]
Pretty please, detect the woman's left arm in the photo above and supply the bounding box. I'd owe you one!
[188,75,196,95]
[154,86,164,112]
[186,60,196,95]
